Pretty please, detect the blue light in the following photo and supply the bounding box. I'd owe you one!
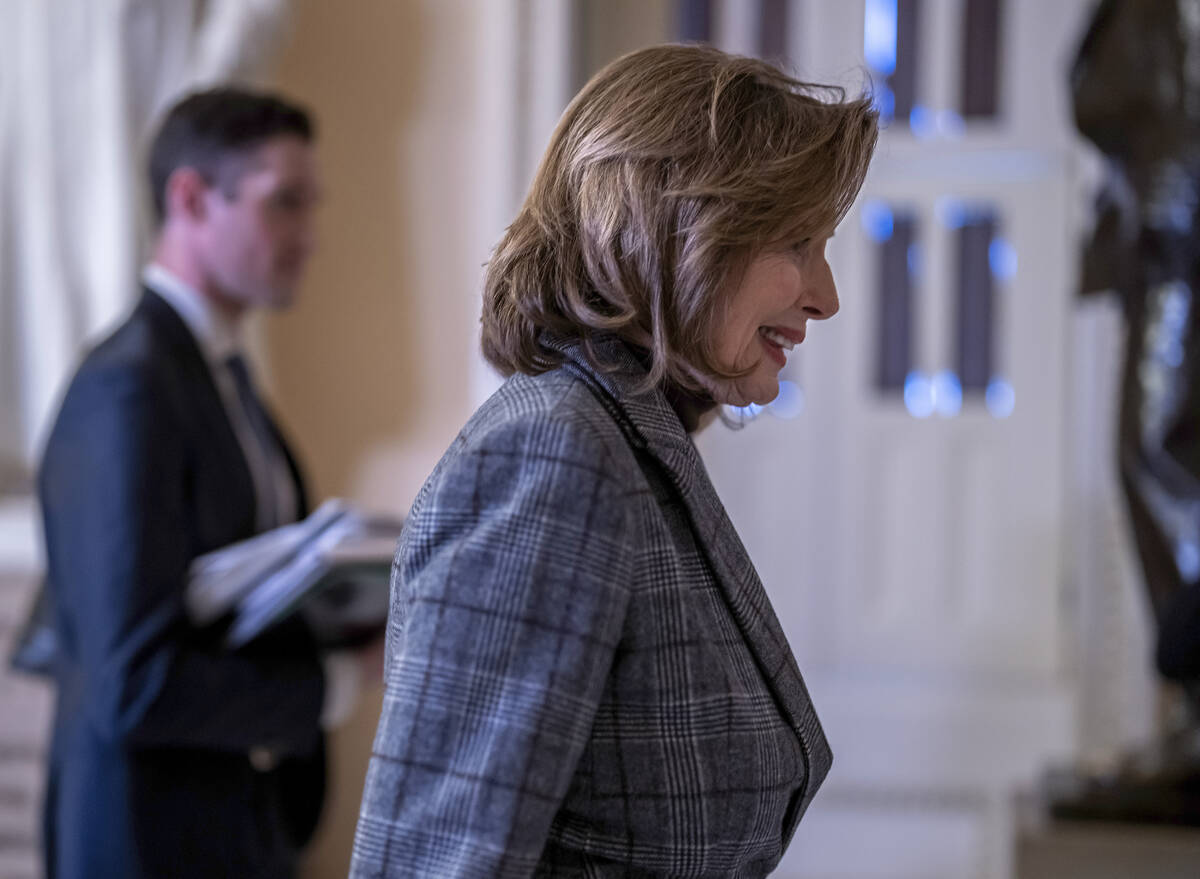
[986,378,1015,418]
[725,402,764,423]
[1177,541,1200,582]
[909,105,935,138]
[937,110,966,137]
[989,238,1018,280]
[862,201,894,242]
[938,198,969,229]
[875,85,896,122]
[907,242,922,278]
[904,371,934,418]
[769,380,805,419]
[864,0,898,75]
[932,370,963,417]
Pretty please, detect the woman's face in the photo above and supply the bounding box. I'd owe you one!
[704,235,839,407]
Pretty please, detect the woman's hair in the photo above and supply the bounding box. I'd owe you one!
[481,43,879,390]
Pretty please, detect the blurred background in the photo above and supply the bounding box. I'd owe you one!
[0,0,1175,877]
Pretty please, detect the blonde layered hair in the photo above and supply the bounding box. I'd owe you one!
[481,43,878,390]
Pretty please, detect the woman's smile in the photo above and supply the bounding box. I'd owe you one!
[757,325,805,368]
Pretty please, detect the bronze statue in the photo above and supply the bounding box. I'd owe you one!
[1059,0,1200,824]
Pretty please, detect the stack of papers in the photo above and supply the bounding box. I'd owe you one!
[185,499,403,649]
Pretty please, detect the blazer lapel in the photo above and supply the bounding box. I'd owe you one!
[551,334,832,805]
[139,289,259,537]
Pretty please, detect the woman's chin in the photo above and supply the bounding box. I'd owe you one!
[711,381,780,408]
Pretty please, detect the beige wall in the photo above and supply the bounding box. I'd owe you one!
[260,2,501,875]
[265,0,492,512]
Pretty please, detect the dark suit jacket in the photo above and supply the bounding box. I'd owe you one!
[351,333,830,878]
[39,289,326,879]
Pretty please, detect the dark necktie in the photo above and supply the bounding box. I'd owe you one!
[225,354,281,529]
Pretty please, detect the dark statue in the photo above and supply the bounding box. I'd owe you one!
[1055,0,1200,824]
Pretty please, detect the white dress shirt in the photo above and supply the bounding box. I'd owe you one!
[143,264,298,530]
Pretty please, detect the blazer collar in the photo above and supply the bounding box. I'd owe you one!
[547,332,832,806]
[143,264,243,365]
[139,288,260,534]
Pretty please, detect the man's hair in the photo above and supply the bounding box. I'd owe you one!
[481,44,879,391]
[147,86,314,225]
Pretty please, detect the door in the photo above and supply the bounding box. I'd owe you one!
[692,2,1097,877]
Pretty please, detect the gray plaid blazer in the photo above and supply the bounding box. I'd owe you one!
[351,334,831,878]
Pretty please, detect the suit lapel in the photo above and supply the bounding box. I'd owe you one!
[265,415,309,520]
[139,289,259,536]
[141,288,309,527]
[551,334,832,801]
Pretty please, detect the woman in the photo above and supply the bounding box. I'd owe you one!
[352,44,877,877]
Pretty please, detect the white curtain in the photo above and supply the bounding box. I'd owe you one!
[0,0,290,479]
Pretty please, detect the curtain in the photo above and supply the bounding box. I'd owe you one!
[0,0,290,479]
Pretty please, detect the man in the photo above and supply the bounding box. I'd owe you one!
[38,87,358,878]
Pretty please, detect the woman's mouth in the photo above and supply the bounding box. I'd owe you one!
[757,326,803,367]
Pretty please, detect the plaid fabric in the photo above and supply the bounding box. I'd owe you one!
[351,336,831,878]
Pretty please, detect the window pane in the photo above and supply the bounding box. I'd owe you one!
[871,207,918,391]
[864,0,920,124]
[759,0,790,62]
[677,0,713,42]
[961,0,1003,118]
[893,0,920,121]
[956,209,998,391]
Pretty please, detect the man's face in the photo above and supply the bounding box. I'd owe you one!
[197,135,321,311]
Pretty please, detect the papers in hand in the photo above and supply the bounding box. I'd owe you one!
[185,499,403,649]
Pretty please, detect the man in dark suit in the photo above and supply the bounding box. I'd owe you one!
[38,87,360,879]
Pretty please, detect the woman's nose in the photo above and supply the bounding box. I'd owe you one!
[801,263,839,320]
